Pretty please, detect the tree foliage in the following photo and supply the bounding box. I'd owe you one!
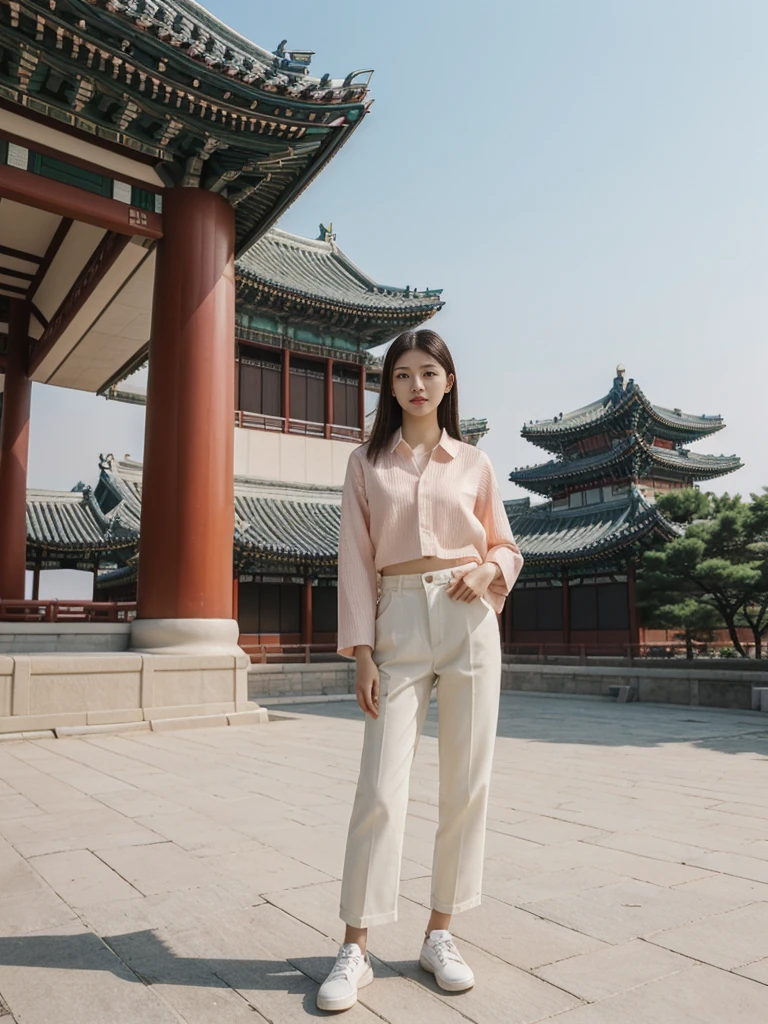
[639,487,768,657]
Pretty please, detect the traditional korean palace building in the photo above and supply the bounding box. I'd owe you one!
[0,0,383,731]
[24,221,454,648]
[505,366,742,652]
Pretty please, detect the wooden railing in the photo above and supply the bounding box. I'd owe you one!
[0,601,137,623]
[239,641,342,664]
[502,642,761,662]
[234,410,362,442]
[234,410,284,432]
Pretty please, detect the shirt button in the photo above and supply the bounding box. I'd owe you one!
[425,575,433,583]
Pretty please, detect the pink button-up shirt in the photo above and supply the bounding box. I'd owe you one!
[337,426,524,657]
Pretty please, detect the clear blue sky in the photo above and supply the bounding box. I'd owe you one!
[29,0,767,512]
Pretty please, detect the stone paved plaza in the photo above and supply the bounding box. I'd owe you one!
[1,693,768,1022]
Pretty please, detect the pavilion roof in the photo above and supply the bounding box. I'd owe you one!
[522,371,726,452]
[236,228,443,341]
[506,490,683,567]
[26,485,137,564]
[510,436,743,496]
[3,0,371,255]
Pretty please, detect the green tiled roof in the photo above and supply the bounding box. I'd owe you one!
[511,436,743,496]
[26,485,137,566]
[506,491,683,567]
[234,479,340,566]
[236,229,443,341]
[522,374,726,452]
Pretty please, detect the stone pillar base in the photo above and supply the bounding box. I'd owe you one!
[130,618,242,656]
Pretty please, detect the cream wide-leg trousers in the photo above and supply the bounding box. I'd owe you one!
[339,562,502,928]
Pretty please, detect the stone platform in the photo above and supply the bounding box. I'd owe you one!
[1,693,768,1022]
[0,651,265,735]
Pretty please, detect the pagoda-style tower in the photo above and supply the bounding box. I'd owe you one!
[504,367,742,654]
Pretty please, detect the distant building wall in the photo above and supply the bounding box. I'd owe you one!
[234,428,356,485]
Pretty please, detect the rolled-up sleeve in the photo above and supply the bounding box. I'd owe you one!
[337,451,378,657]
[476,455,524,611]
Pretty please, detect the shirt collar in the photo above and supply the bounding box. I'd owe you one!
[389,426,461,459]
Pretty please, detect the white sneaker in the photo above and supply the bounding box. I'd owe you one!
[419,929,475,991]
[316,941,374,1011]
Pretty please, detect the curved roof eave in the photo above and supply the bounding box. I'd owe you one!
[235,227,445,318]
[510,436,742,494]
[508,495,683,565]
[521,383,725,449]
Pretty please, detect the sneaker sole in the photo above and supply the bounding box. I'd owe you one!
[419,955,474,992]
[316,964,374,1011]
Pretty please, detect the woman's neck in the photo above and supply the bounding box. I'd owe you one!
[400,413,442,452]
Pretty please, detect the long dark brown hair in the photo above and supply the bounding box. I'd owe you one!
[365,329,462,464]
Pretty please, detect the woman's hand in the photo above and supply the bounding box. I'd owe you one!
[446,562,499,603]
[353,646,380,718]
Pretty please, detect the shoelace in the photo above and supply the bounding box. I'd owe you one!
[429,936,464,966]
[329,947,363,980]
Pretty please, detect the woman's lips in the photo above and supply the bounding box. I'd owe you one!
[410,398,427,404]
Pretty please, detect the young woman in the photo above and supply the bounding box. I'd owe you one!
[316,329,523,1013]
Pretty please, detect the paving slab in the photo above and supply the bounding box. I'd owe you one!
[132,809,264,854]
[671,871,768,908]
[94,840,227,895]
[683,850,768,883]
[532,937,696,1000]
[0,888,78,937]
[0,922,179,1024]
[29,849,142,907]
[541,963,768,1023]
[737,957,768,985]
[648,900,768,969]
[519,877,724,943]
[203,843,337,894]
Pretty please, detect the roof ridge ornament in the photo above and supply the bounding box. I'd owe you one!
[609,363,627,407]
[318,222,336,243]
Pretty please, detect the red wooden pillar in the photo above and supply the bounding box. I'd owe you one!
[0,299,32,599]
[92,558,100,601]
[301,580,313,644]
[358,363,366,435]
[325,357,333,439]
[32,558,41,600]
[627,561,640,652]
[136,188,235,622]
[562,568,571,650]
[282,348,291,432]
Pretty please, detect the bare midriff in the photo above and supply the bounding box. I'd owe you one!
[380,555,477,576]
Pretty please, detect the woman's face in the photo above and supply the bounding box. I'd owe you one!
[390,347,454,418]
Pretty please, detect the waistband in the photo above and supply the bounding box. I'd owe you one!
[379,561,478,592]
